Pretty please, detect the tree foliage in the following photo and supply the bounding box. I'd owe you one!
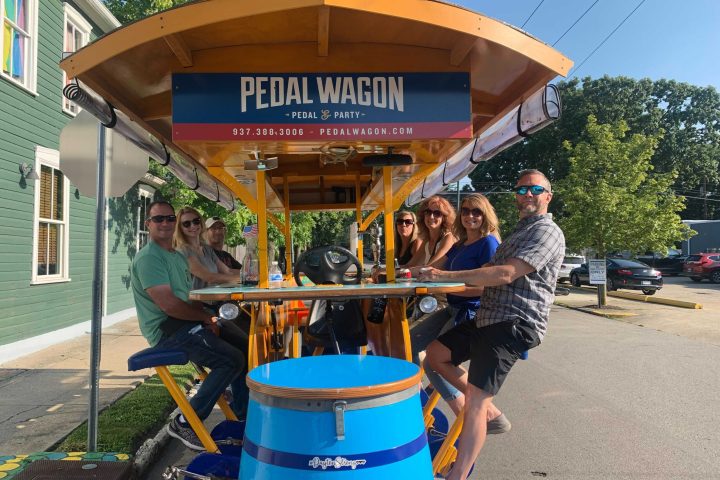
[470,76,720,222]
[102,0,191,25]
[557,115,693,257]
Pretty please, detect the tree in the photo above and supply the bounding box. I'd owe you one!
[103,0,191,25]
[470,76,720,221]
[309,211,356,247]
[557,115,694,257]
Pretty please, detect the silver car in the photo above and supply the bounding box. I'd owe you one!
[558,255,586,283]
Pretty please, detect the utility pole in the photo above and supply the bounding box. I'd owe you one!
[456,181,461,210]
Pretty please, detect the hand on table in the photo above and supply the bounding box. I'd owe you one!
[417,266,445,283]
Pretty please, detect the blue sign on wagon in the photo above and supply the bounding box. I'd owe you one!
[172,73,471,141]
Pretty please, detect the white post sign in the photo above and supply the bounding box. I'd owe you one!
[589,260,607,285]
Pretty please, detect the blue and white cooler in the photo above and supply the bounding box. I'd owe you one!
[239,355,432,479]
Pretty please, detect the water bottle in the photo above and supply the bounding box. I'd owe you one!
[269,261,283,289]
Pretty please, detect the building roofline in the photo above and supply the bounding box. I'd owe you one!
[73,0,121,33]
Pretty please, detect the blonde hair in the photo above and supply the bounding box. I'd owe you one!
[416,195,456,241]
[394,210,418,250]
[454,194,501,243]
[173,206,206,250]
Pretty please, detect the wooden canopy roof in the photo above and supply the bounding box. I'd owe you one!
[60,0,571,213]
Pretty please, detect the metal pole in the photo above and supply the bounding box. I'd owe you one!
[456,181,461,210]
[87,123,107,451]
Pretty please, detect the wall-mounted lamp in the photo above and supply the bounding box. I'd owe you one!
[19,163,40,180]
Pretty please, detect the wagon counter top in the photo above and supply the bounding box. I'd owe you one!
[189,282,465,302]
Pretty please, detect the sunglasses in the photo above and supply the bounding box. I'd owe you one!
[147,214,177,224]
[396,219,415,226]
[514,185,548,196]
[461,207,483,217]
[424,209,444,219]
[181,217,202,228]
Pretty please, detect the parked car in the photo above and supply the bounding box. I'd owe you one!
[682,253,720,283]
[558,254,586,283]
[635,251,687,276]
[570,259,663,295]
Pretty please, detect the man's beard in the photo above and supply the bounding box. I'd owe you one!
[517,199,539,215]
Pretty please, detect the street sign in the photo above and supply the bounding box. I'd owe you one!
[589,260,607,285]
[59,110,148,198]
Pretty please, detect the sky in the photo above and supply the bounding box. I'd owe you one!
[459,0,720,89]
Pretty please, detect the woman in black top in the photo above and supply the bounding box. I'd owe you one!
[394,210,421,266]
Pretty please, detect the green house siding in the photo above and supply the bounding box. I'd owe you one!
[0,1,135,348]
[106,192,142,313]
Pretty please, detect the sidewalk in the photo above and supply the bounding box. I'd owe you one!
[0,317,150,456]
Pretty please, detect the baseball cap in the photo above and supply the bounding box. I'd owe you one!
[205,216,225,229]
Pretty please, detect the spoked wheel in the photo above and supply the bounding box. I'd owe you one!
[293,245,362,286]
[570,273,581,287]
[711,270,720,284]
[606,278,616,291]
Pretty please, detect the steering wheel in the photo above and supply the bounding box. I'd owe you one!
[294,245,362,286]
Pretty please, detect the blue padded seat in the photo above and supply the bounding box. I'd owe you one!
[128,347,188,371]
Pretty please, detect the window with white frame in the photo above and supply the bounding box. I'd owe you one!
[137,186,154,251]
[33,147,70,283]
[62,3,90,114]
[1,0,38,92]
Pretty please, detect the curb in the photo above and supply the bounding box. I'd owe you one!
[554,301,638,319]
[570,286,702,309]
[132,409,176,478]
[606,290,702,309]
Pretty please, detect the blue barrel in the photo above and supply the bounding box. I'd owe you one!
[239,355,432,479]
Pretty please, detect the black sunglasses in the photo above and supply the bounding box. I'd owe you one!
[461,207,483,217]
[515,185,548,196]
[147,214,177,224]
[424,209,444,219]
[396,219,414,226]
[181,217,202,228]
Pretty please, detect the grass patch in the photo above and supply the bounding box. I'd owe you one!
[53,364,196,454]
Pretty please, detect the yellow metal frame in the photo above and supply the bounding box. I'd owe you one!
[155,366,219,453]
[193,365,239,422]
[432,412,465,476]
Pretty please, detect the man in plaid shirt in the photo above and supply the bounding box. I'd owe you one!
[420,169,565,480]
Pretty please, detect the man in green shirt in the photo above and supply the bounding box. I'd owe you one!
[131,201,248,451]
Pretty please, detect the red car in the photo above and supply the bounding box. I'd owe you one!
[682,253,720,283]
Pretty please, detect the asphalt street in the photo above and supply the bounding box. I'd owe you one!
[145,279,720,479]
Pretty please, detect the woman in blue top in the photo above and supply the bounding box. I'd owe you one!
[414,193,501,416]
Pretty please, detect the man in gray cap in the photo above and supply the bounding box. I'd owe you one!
[205,216,242,270]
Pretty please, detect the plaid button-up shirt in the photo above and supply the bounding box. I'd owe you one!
[476,214,565,340]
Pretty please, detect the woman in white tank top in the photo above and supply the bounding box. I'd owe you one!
[405,195,457,268]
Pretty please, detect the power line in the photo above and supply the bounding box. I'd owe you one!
[552,0,601,47]
[569,0,647,77]
[521,0,545,29]
[681,195,720,203]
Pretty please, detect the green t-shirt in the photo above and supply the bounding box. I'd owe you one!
[131,240,192,346]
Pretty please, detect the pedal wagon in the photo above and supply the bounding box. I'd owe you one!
[60,1,571,477]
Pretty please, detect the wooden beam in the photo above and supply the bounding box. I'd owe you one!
[164,33,193,67]
[291,203,356,211]
[450,37,476,66]
[207,167,258,211]
[317,6,330,57]
[139,91,171,121]
[471,100,498,118]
